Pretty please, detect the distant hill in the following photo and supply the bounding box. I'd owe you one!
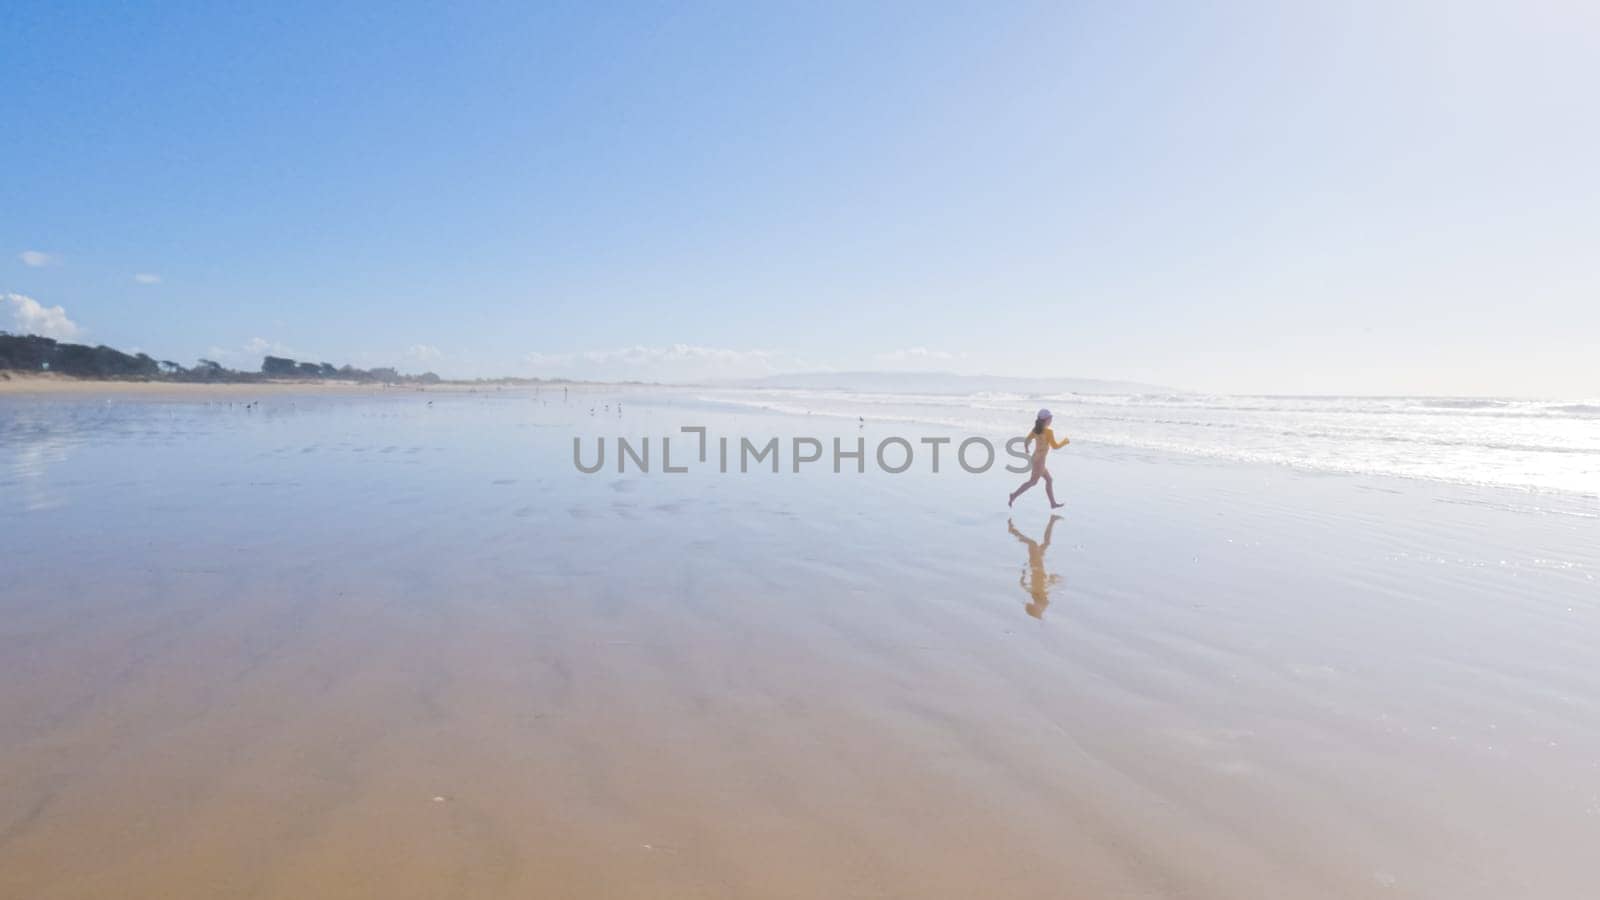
[719,371,1182,396]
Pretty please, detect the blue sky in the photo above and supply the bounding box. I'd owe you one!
[4,1,1596,395]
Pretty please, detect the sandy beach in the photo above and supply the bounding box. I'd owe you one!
[0,373,588,397]
[10,0,1597,894]
[2,386,1597,898]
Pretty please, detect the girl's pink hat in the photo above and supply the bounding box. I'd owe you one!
[1036,408,1052,420]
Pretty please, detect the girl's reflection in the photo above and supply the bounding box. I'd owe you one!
[1008,515,1063,619]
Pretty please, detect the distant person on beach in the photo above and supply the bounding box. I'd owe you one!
[1009,408,1069,508]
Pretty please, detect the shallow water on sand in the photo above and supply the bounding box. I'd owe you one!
[2,387,1598,898]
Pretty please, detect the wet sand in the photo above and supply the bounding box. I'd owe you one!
[2,389,1597,898]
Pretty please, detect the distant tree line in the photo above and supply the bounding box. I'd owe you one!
[258,355,439,384]
[0,332,441,384]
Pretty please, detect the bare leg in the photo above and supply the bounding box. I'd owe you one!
[1009,473,1039,506]
[1044,469,1063,508]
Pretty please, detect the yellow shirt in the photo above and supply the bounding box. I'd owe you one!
[1027,426,1069,458]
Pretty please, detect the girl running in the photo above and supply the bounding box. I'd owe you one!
[1009,408,1069,508]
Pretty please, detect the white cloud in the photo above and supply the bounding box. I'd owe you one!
[132,273,162,285]
[205,337,296,367]
[5,293,83,340]
[406,344,442,362]
[523,343,791,383]
[243,336,294,357]
[18,250,59,268]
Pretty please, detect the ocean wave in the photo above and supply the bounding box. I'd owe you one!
[689,387,1600,497]
[1041,396,1600,421]
[1418,398,1513,410]
[721,388,1600,423]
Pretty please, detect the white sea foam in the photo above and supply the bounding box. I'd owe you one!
[694,388,1600,498]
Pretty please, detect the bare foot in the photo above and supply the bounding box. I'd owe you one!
[1008,494,1016,508]
[1051,502,1065,509]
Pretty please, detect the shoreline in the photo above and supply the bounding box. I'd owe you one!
[0,372,594,396]
[10,375,1595,507]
